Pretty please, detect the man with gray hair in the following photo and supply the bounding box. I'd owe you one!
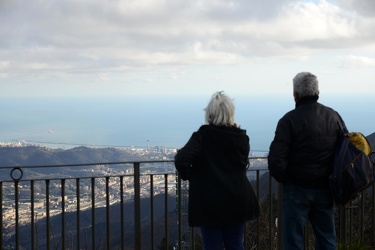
[268,72,347,249]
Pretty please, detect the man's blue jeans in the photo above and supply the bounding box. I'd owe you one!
[200,223,245,250]
[283,183,336,250]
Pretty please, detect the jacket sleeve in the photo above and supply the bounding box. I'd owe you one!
[268,117,292,183]
[337,112,348,133]
[174,132,203,181]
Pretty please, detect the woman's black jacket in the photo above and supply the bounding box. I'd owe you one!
[174,125,260,227]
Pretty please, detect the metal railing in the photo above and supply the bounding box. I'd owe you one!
[0,154,375,249]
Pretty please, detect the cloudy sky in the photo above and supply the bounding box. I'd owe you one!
[1,0,375,98]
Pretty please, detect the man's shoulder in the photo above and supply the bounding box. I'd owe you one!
[279,102,340,122]
[280,108,297,120]
[317,102,340,115]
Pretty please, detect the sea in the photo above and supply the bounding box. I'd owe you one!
[1,94,374,155]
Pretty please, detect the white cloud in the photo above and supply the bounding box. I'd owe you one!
[98,72,110,82]
[338,55,375,69]
[0,61,10,68]
[0,0,374,96]
[336,0,375,17]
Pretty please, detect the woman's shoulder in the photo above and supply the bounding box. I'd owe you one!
[197,124,248,137]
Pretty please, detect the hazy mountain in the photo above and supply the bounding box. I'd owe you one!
[0,146,146,181]
[0,146,143,166]
[367,132,375,150]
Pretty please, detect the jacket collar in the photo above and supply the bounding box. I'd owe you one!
[295,95,319,108]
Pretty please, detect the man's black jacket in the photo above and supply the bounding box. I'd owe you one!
[268,96,346,189]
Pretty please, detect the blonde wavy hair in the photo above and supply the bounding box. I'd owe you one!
[204,91,235,126]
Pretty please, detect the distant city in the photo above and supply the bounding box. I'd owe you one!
[0,140,179,239]
[0,139,268,242]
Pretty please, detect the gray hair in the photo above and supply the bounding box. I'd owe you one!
[205,91,235,126]
[293,72,320,98]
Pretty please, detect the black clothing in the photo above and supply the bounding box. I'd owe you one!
[268,96,346,189]
[175,125,260,227]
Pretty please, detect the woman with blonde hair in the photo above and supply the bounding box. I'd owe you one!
[175,91,260,250]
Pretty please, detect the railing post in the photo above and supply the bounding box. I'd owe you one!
[339,206,347,245]
[268,173,273,250]
[371,152,375,246]
[373,182,375,247]
[361,193,365,244]
[106,176,110,250]
[134,162,141,249]
[0,182,2,250]
[192,227,196,249]
[46,179,50,250]
[61,179,66,250]
[150,175,155,250]
[177,174,182,250]
[91,178,96,249]
[277,182,283,250]
[76,178,81,250]
[15,181,20,250]
[164,174,169,249]
[120,176,124,250]
[30,181,35,250]
[256,170,260,248]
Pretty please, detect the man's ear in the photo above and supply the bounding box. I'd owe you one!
[293,92,298,102]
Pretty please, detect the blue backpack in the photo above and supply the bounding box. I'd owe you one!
[330,125,374,206]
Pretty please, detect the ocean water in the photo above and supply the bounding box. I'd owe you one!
[1,94,374,154]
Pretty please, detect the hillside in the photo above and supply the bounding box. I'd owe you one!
[0,146,147,181]
[2,131,373,168]
[0,146,144,166]
[0,146,179,248]
[6,194,178,249]
[367,132,375,150]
